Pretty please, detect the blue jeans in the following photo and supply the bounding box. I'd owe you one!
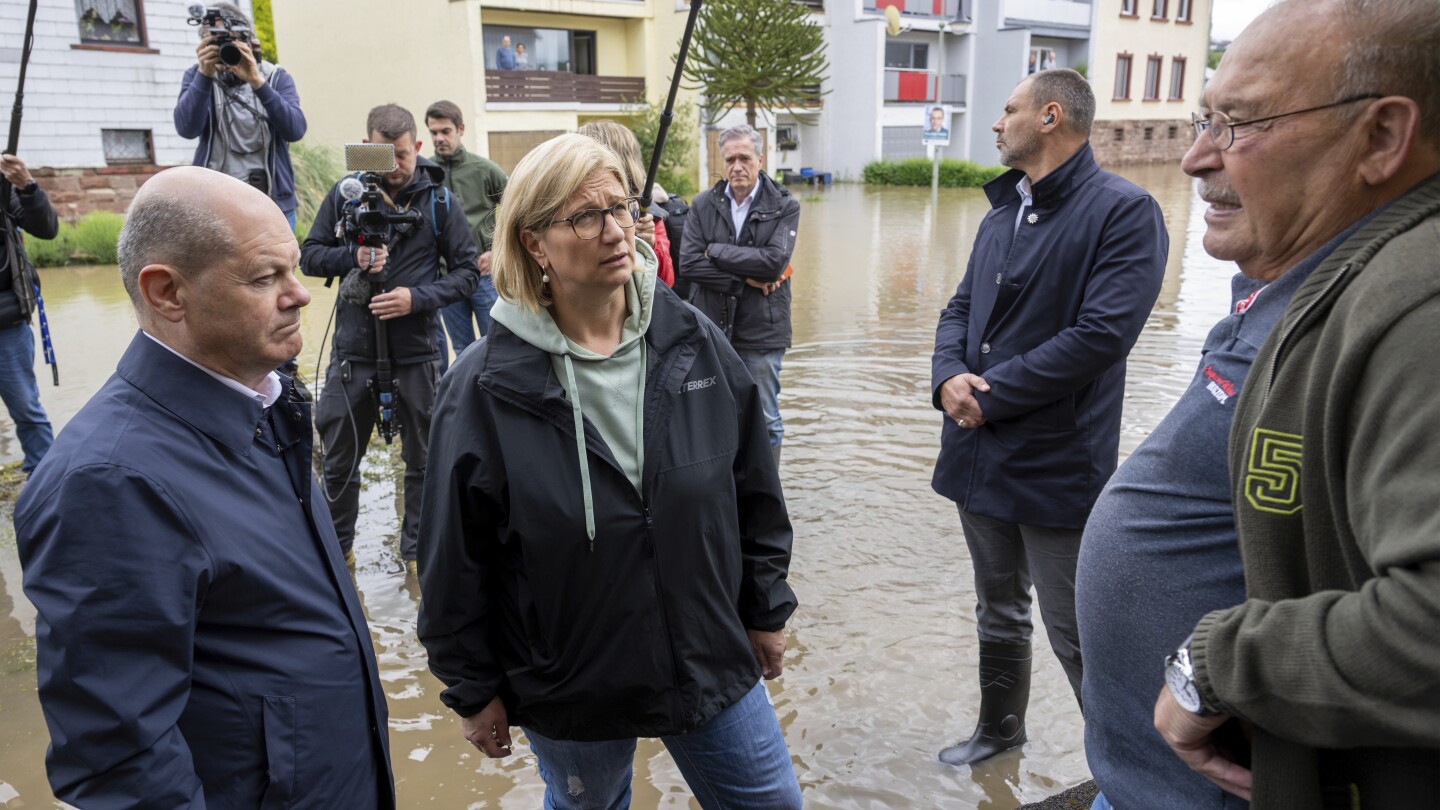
[1091,791,1114,810]
[737,348,784,448]
[523,681,801,810]
[0,321,53,472]
[440,274,497,357]
[284,208,297,233]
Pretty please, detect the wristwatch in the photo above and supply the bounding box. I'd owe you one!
[18,180,38,196]
[1164,634,1219,716]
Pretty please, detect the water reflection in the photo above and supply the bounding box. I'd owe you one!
[0,163,1234,808]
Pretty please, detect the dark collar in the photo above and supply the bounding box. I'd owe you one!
[114,332,278,456]
[983,142,1101,210]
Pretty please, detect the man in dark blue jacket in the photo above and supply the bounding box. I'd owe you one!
[0,153,59,473]
[174,2,306,230]
[930,69,1167,766]
[15,166,394,808]
[301,104,480,573]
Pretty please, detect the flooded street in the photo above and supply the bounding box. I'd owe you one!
[0,162,1229,808]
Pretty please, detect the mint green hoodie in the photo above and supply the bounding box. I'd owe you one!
[489,240,659,545]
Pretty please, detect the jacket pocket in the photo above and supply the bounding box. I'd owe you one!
[260,695,297,809]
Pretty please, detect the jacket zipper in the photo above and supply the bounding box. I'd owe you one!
[1260,264,1351,399]
[642,503,691,731]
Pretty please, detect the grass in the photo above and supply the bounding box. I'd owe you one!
[291,140,343,239]
[24,210,125,267]
[863,158,1007,188]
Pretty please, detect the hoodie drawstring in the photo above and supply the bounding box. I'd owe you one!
[561,354,597,549]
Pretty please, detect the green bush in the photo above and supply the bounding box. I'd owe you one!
[72,211,124,264]
[863,158,1006,188]
[291,140,343,238]
[24,222,78,268]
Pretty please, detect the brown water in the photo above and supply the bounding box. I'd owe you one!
[0,163,1232,809]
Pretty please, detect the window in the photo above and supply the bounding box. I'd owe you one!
[484,26,597,73]
[75,0,147,47]
[1144,55,1163,100]
[1169,56,1187,99]
[1113,127,1125,142]
[1120,0,1137,16]
[1114,54,1133,100]
[1168,124,1179,138]
[102,129,153,164]
[1176,0,1192,22]
[885,42,929,70]
[1144,126,1154,141]
[1151,0,1167,20]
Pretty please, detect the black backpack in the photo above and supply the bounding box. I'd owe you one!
[658,196,689,293]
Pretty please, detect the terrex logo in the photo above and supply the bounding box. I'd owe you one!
[684,376,718,392]
[1203,365,1237,405]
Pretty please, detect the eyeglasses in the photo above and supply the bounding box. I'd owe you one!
[551,198,639,240]
[1191,93,1382,151]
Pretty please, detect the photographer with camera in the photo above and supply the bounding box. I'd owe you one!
[174,2,306,230]
[301,104,480,574]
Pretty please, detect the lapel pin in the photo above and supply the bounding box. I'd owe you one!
[1027,212,1039,225]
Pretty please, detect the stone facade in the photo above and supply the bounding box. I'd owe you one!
[1091,119,1195,166]
[30,165,167,219]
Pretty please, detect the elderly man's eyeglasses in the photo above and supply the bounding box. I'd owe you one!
[1191,93,1382,150]
[552,199,640,240]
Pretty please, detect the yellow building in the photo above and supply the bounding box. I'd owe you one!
[1087,0,1212,163]
[273,0,698,174]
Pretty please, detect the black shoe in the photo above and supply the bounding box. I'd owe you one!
[939,640,1032,766]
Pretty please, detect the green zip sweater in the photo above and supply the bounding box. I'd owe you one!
[1192,171,1440,809]
[435,145,507,253]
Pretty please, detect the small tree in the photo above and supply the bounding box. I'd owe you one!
[252,0,278,62]
[627,97,700,196]
[681,0,828,129]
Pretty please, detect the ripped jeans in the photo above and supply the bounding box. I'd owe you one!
[522,681,801,810]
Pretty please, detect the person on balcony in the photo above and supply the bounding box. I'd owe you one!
[495,35,516,71]
[515,42,529,69]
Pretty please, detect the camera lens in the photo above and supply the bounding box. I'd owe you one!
[219,41,243,66]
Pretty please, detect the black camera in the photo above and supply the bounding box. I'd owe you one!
[336,144,423,249]
[186,3,252,67]
[337,173,423,248]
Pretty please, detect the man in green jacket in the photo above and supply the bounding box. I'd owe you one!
[426,100,508,356]
[1154,2,1440,807]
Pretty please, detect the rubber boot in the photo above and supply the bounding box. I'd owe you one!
[939,640,1032,766]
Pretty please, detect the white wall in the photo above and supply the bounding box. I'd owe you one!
[0,0,251,168]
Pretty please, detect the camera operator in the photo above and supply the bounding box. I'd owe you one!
[301,104,480,575]
[174,2,306,230]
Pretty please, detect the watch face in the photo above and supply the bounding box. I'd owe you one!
[1165,661,1204,713]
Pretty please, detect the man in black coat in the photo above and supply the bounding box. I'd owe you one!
[0,153,58,473]
[930,69,1167,765]
[679,124,800,467]
[301,104,480,572]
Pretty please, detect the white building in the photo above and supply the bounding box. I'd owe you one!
[0,0,250,215]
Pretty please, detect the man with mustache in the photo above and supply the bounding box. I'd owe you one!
[1143,1,1439,807]
[931,68,1167,766]
[15,167,395,807]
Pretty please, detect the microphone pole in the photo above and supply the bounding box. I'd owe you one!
[3,0,59,385]
[639,0,703,214]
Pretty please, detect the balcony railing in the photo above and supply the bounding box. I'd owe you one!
[486,71,646,105]
[884,69,965,105]
[864,0,969,21]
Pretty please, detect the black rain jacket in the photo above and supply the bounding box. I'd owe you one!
[418,283,797,741]
[679,173,800,351]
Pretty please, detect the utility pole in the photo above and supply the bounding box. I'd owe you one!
[930,21,948,205]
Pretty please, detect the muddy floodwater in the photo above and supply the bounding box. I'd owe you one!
[0,163,1228,809]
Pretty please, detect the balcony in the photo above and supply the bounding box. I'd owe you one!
[884,69,965,106]
[486,71,646,106]
[1002,0,1092,30]
[864,0,969,21]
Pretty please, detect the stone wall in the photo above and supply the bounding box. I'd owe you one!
[1091,119,1195,166]
[29,164,170,219]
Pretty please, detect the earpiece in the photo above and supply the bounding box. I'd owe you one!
[1043,113,1056,125]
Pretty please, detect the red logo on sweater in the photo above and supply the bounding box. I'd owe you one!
[1203,365,1237,404]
